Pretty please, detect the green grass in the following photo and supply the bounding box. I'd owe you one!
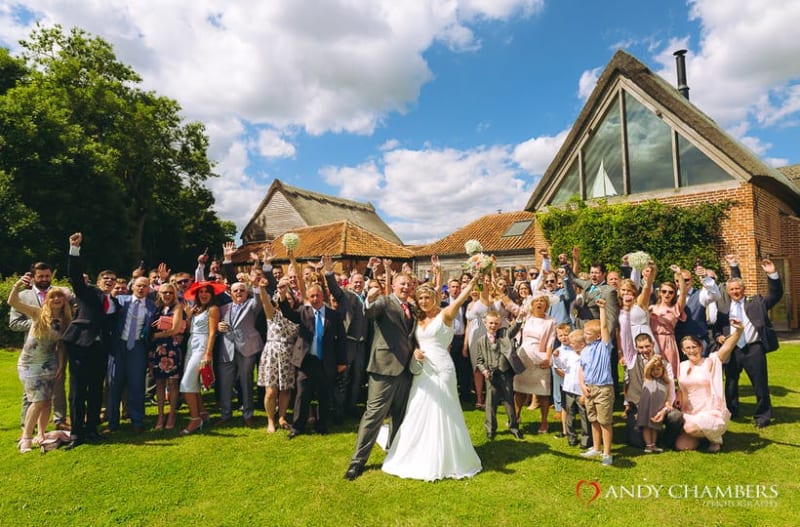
[1,346,798,527]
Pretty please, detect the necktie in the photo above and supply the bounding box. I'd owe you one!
[401,302,411,320]
[103,294,110,314]
[127,300,140,350]
[488,333,496,344]
[38,290,47,305]
[734,301,746,348]
[315,309,324,359]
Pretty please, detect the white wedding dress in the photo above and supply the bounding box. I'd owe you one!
[382,313,482,481]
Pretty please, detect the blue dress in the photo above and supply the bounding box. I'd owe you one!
[180,310,209,393]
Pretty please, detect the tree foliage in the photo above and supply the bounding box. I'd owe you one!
[0,25,232,276]
[536,198,731,281]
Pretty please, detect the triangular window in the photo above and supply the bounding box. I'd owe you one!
[550,157,581,204]
[584,95,623,199]
[677,134,731,186]
[626,92,675,193]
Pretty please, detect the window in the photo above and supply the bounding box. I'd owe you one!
[502,220,533,237]
[678,134,731,187]
[584,94,623,199]
[625,92,674,193]
[550,157,581,204]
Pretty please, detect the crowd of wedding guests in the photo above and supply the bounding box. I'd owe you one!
[7,233,783,465]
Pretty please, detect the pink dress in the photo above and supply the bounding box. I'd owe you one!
[649,303,685,376]
[512,316,555,396]
[678,354,730,444]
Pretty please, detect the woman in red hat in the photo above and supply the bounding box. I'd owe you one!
[178,281,223,435]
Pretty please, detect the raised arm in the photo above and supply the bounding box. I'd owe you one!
[442,274,478,325]
[716,319,744,364]
[672,264,688,313]
[597,298,610,344]
[637,262,656,311]
[7,275,41,321]
[256,277,276,320]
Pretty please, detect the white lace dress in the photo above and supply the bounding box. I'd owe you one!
[382,312,482,481]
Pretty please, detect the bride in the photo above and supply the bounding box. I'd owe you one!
[382,275,482,481]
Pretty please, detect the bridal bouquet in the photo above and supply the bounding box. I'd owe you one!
[627,250,651,271]
[463,239,493,290]
[281,232,300,251]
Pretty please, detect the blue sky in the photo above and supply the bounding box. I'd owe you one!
[1,0,798,244]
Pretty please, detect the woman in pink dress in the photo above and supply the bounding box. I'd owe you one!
[649,264,688,376]
[512,293,556,433]
[675,320,744,453]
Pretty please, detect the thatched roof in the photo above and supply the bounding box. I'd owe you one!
[526,50,800,212]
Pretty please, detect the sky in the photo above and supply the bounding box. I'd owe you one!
[1,0,799,245]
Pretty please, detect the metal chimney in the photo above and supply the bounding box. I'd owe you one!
[673,49,690,100]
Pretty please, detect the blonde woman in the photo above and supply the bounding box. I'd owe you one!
[8,276,71,452]
[148,283,185,430]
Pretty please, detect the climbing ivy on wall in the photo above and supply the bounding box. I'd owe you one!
[536,198,732,281]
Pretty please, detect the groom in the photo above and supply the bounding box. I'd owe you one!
[345,272,416,480]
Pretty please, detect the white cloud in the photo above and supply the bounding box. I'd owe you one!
[653,0,800,130]
[512,129,569,175]
[578,67,602,101]
[255,129,296,159]
[379,139,400,151]
[322,142,544,244]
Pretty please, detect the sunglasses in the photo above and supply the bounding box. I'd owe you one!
[176,279,190,285]
[660,289,675,295]
[529,273,539,278]
[545,279,556,284]
[514,269,526,273]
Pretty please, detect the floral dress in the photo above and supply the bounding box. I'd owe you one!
[148,305,184,380]
[257,309,299,390]
[18,325,61,402]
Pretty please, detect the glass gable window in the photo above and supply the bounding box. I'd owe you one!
[677,134,731,187]
[625,92,674,193]
[550,157,581,204]
[584,95,623,199]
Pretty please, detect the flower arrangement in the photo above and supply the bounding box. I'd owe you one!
[281,232,300,251]
[627,251,651,271]
[464,239,483,256]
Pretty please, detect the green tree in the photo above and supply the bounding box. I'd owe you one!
[0,25,231,276]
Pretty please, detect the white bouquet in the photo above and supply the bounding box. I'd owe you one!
[627,251,651,271]
[464,239,483,256]
[281,232,300,251]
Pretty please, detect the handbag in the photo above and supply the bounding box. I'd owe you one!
[199,363,215,391]
[506,341,527,375]
[154,315,187,334]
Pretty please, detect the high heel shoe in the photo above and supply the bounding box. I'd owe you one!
[180,417,203,436]
[165,413,177,430]
[199,411,211,425]
[278,417,291,430]
[154,415,165,431]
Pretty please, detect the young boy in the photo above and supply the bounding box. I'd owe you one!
[475,310,523,440]
[578,298,614,465]
[551,323,573,438]
[561,328,591,448]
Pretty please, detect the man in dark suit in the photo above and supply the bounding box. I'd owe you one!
[107,276,157,433]
[323,256,368,418]
[345,273,416,481]
[61,232,119,448]
[714,257,782,428]
[279,284,346,438]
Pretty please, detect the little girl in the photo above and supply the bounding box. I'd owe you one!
[637,355,672,453]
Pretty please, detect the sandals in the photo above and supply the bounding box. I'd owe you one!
[18,437,33,453]
[180,417,204,436]
[165,413,177,430]
[154,415,165,431]
[278,417,291,430]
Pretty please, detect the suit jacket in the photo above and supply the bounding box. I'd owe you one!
[279,302,346,377]
[113,295,158,350]
[218,294,265,360]
[9,288,42,333]
[61,253,119,348]
[475,327,515,374]
[714,273,782,352]
[326,272,367,342]
[364,294,416,377]
[572,277,620,336]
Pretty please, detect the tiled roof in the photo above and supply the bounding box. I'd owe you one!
[231,220,413,263]
[526,50,800,212]
[413,211,537,257]
[241,179,403,244]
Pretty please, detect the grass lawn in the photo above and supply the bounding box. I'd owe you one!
[1,345,798,527]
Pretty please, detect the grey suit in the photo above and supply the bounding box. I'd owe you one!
[217,292,264,419]
[9,287,70,427]
[350,293,416,467]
